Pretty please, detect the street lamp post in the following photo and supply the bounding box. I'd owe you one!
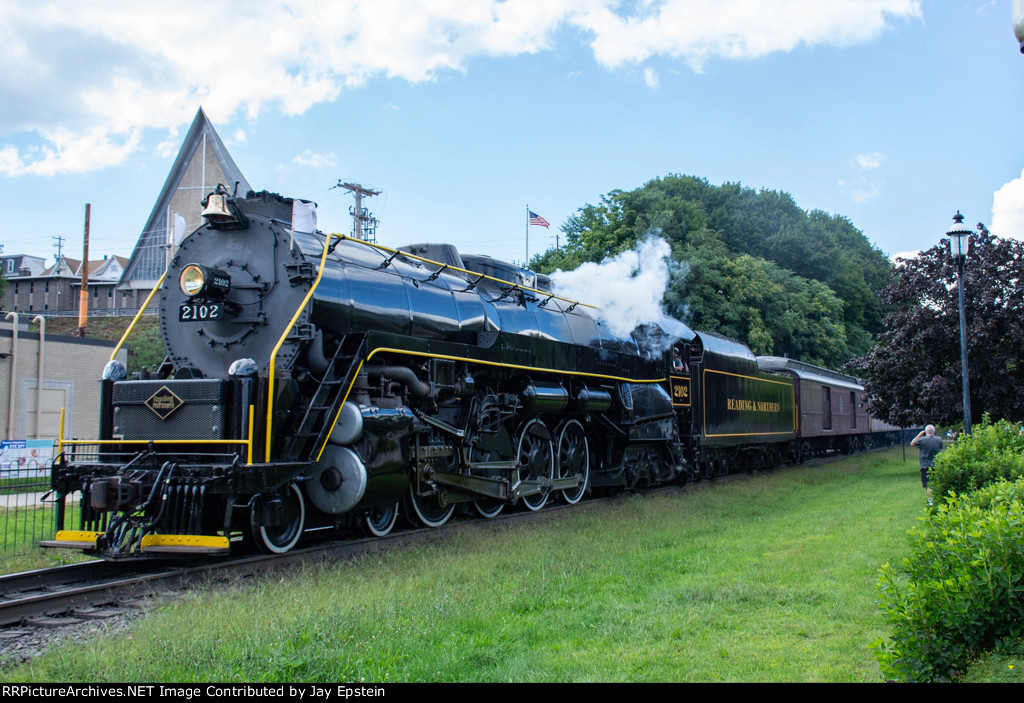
[947,211,972,435]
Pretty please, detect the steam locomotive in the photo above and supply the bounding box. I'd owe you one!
[45,190,903,558]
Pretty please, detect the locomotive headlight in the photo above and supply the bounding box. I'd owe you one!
[179,264,231,298]
[180,265,206,296]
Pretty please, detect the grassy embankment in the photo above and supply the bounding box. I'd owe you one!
[33,316,164,372]
[5,447,927,682]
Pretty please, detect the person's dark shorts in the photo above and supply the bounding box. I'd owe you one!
[920,466,930,488]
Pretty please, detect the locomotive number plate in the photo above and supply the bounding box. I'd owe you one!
[179,303,223,321]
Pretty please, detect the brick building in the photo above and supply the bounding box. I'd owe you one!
[1,255,127,316]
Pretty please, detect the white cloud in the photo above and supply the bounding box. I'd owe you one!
[644,67,660,89]
[293,150,339,169]
[890,249,920,264]
[838,176,884,204]
[855,152,885,170]
[0,0,923,176]
[0,126,142,176]
[571,0,922,71]
[991,168,1024,241]
[840,149,888,203]
[233,130,247,143]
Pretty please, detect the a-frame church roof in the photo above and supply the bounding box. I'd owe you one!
[119,108,251,289]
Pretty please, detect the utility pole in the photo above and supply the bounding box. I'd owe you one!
[52,235,66,263]
[332,181,380,242]
[78,204,90,337]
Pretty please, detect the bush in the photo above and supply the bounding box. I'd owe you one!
[929,418,1024,501]
[875,479,1024,682]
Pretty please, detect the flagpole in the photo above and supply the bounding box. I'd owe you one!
[525,204,529,265]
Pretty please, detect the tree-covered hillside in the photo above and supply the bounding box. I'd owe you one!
[531,175,893,368]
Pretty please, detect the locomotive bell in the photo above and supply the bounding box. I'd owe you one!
[201,193,234,222]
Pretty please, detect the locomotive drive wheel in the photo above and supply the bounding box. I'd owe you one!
[469,446,505,519]
[556,419,590,504]
[516,418,555,511]
[251,483,306,554]
[365,502,400,537]
[473,496,504,519]
[406,485,456,528]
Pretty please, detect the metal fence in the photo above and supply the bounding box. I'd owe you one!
[0,458,57,557]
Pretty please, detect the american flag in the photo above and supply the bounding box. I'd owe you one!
[529,211,550,228]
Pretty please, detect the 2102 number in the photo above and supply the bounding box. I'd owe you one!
[179,303,222,321]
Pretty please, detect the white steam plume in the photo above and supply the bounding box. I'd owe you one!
[550,236,674,339]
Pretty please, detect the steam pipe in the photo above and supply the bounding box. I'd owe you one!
[32,315,45,439]
[364,365,432,397]
[5,312,17,440]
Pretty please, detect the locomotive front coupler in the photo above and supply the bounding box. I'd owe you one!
[90,472,150,512]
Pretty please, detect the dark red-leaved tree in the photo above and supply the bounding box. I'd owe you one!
[844,225,1024,427]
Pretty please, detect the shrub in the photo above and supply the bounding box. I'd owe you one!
[875,478,1024,682]
[928,418,1024,501]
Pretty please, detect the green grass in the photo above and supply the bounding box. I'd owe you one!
[0,475,49,496]
[4,448,925,682]
[36,316,164,371]
[0,502,89,573]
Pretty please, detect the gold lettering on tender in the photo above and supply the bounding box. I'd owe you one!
[726,398,781,413]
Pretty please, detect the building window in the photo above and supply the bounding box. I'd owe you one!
[29,282,34,294]
[45,281,49,293]
[93,287,98,298]
[850,391,857,428]
[5,260,13,273]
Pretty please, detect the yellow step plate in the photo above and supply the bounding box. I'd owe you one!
[39,530,104,549]
[140,534,231,555]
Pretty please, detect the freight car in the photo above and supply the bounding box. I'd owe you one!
[44,190,899,559]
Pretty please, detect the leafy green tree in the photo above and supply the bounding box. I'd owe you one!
[845,226,1024,427]
[670,230,849,367]
[533,174,889,364]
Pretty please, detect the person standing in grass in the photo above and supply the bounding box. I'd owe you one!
[911,424,944,504]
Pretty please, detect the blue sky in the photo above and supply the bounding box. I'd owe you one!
[1,0,1022,269]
